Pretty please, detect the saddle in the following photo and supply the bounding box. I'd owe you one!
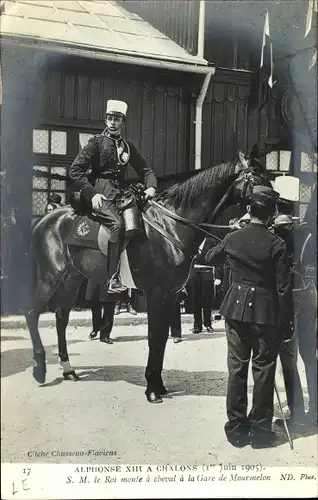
[65,184,145,255]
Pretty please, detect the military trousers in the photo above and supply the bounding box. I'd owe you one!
[90,300,116,340]
[224,319,282,439]
[93,197,124,279]
[93,198,123,242]
[191,269,214,329]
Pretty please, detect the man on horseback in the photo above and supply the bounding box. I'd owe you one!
[69,100,157,293]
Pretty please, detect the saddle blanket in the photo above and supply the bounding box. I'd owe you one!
[65,215,137,289]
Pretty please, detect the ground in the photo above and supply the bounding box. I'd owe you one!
[1,313,317,467]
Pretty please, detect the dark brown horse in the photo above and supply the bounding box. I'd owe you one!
[25,151,272,403]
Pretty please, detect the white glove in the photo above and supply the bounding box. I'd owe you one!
[214,279,222,287]
[144,187,156,200]
[91,194,107,210]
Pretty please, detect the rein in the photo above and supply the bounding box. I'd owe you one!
[147,200,223,242]
[142,211,189,254]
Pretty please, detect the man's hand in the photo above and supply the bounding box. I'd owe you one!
[144,187,156,200]
[91,193,107,210]
[214,279,222,287]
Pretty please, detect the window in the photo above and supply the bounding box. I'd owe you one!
[266,150,291,172]
[300,152,317,173]
[33,130,49,153]
[32,128,69,219]
[79,133,94,149]
[33,129,67,155]
[299,151,317,222]
[299,181,316,222]
[51,131,67,155]
[32,165,67,218]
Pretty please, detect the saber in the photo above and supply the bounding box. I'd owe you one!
[274,381,294,450]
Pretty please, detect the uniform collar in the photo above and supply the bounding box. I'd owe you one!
[249,220,267,227]
[103,128,122,140]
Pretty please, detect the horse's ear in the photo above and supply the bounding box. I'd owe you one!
[238,150,249,170]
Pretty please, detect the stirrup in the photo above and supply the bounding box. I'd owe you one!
[108,275,127,294]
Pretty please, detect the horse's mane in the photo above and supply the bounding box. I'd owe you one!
[158,160,236,210]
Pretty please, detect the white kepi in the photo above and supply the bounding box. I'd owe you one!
[106,100,128,117]
[274,175,300,201]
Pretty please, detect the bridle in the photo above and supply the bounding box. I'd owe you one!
[142,156,258,255]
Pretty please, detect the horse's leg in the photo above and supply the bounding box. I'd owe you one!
[145,288,170,404]
[25,279,58,384]
[54,269,85,381]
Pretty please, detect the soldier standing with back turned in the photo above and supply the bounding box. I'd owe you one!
[204,186,294,449]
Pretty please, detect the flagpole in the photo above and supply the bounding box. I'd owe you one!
[258,10,271,153]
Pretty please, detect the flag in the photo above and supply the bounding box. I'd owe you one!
[304,0,317,70]
[260,11,275,89]
[305,0,318,38]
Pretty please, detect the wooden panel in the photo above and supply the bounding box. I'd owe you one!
[114,74,127,104]
[102,74,115,110]
[140,83,155,167]
[64,74,76,119]
[165,88,178,176]
[90,76,102,121]
[224,98,236,160]
[153,84,166,176]
[41,64,192,179]
[247,107,259,153]
[176,92,188,173]
[125,81,142,151]
[77,75,89,119]
[236,96,248,152]
[214,101,225,165]
[202,100,212,169]
[201,76,258,169]
[48,71,61,117]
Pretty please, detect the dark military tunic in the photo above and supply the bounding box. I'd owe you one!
[205,222,293,327]
[69,133,157,203]
[205,221,294,443]
[69,132,157,302]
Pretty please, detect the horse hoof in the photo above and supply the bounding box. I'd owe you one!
[33,355,46,384]
[63,371,79,381]
[100,338,113,344]
[89,331,98,340]
[33,365,46,384]
[159,386,168,395]
[145,392,163,404]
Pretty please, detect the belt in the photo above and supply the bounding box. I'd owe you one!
[95,173,119,180]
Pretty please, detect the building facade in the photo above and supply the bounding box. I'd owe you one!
[1,0,316,313]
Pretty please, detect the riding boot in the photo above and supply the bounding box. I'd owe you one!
[107,240,127,294]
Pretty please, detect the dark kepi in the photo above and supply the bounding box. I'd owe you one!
[251,185,280,205]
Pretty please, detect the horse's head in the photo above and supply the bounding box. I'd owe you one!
[230,147,272,207]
